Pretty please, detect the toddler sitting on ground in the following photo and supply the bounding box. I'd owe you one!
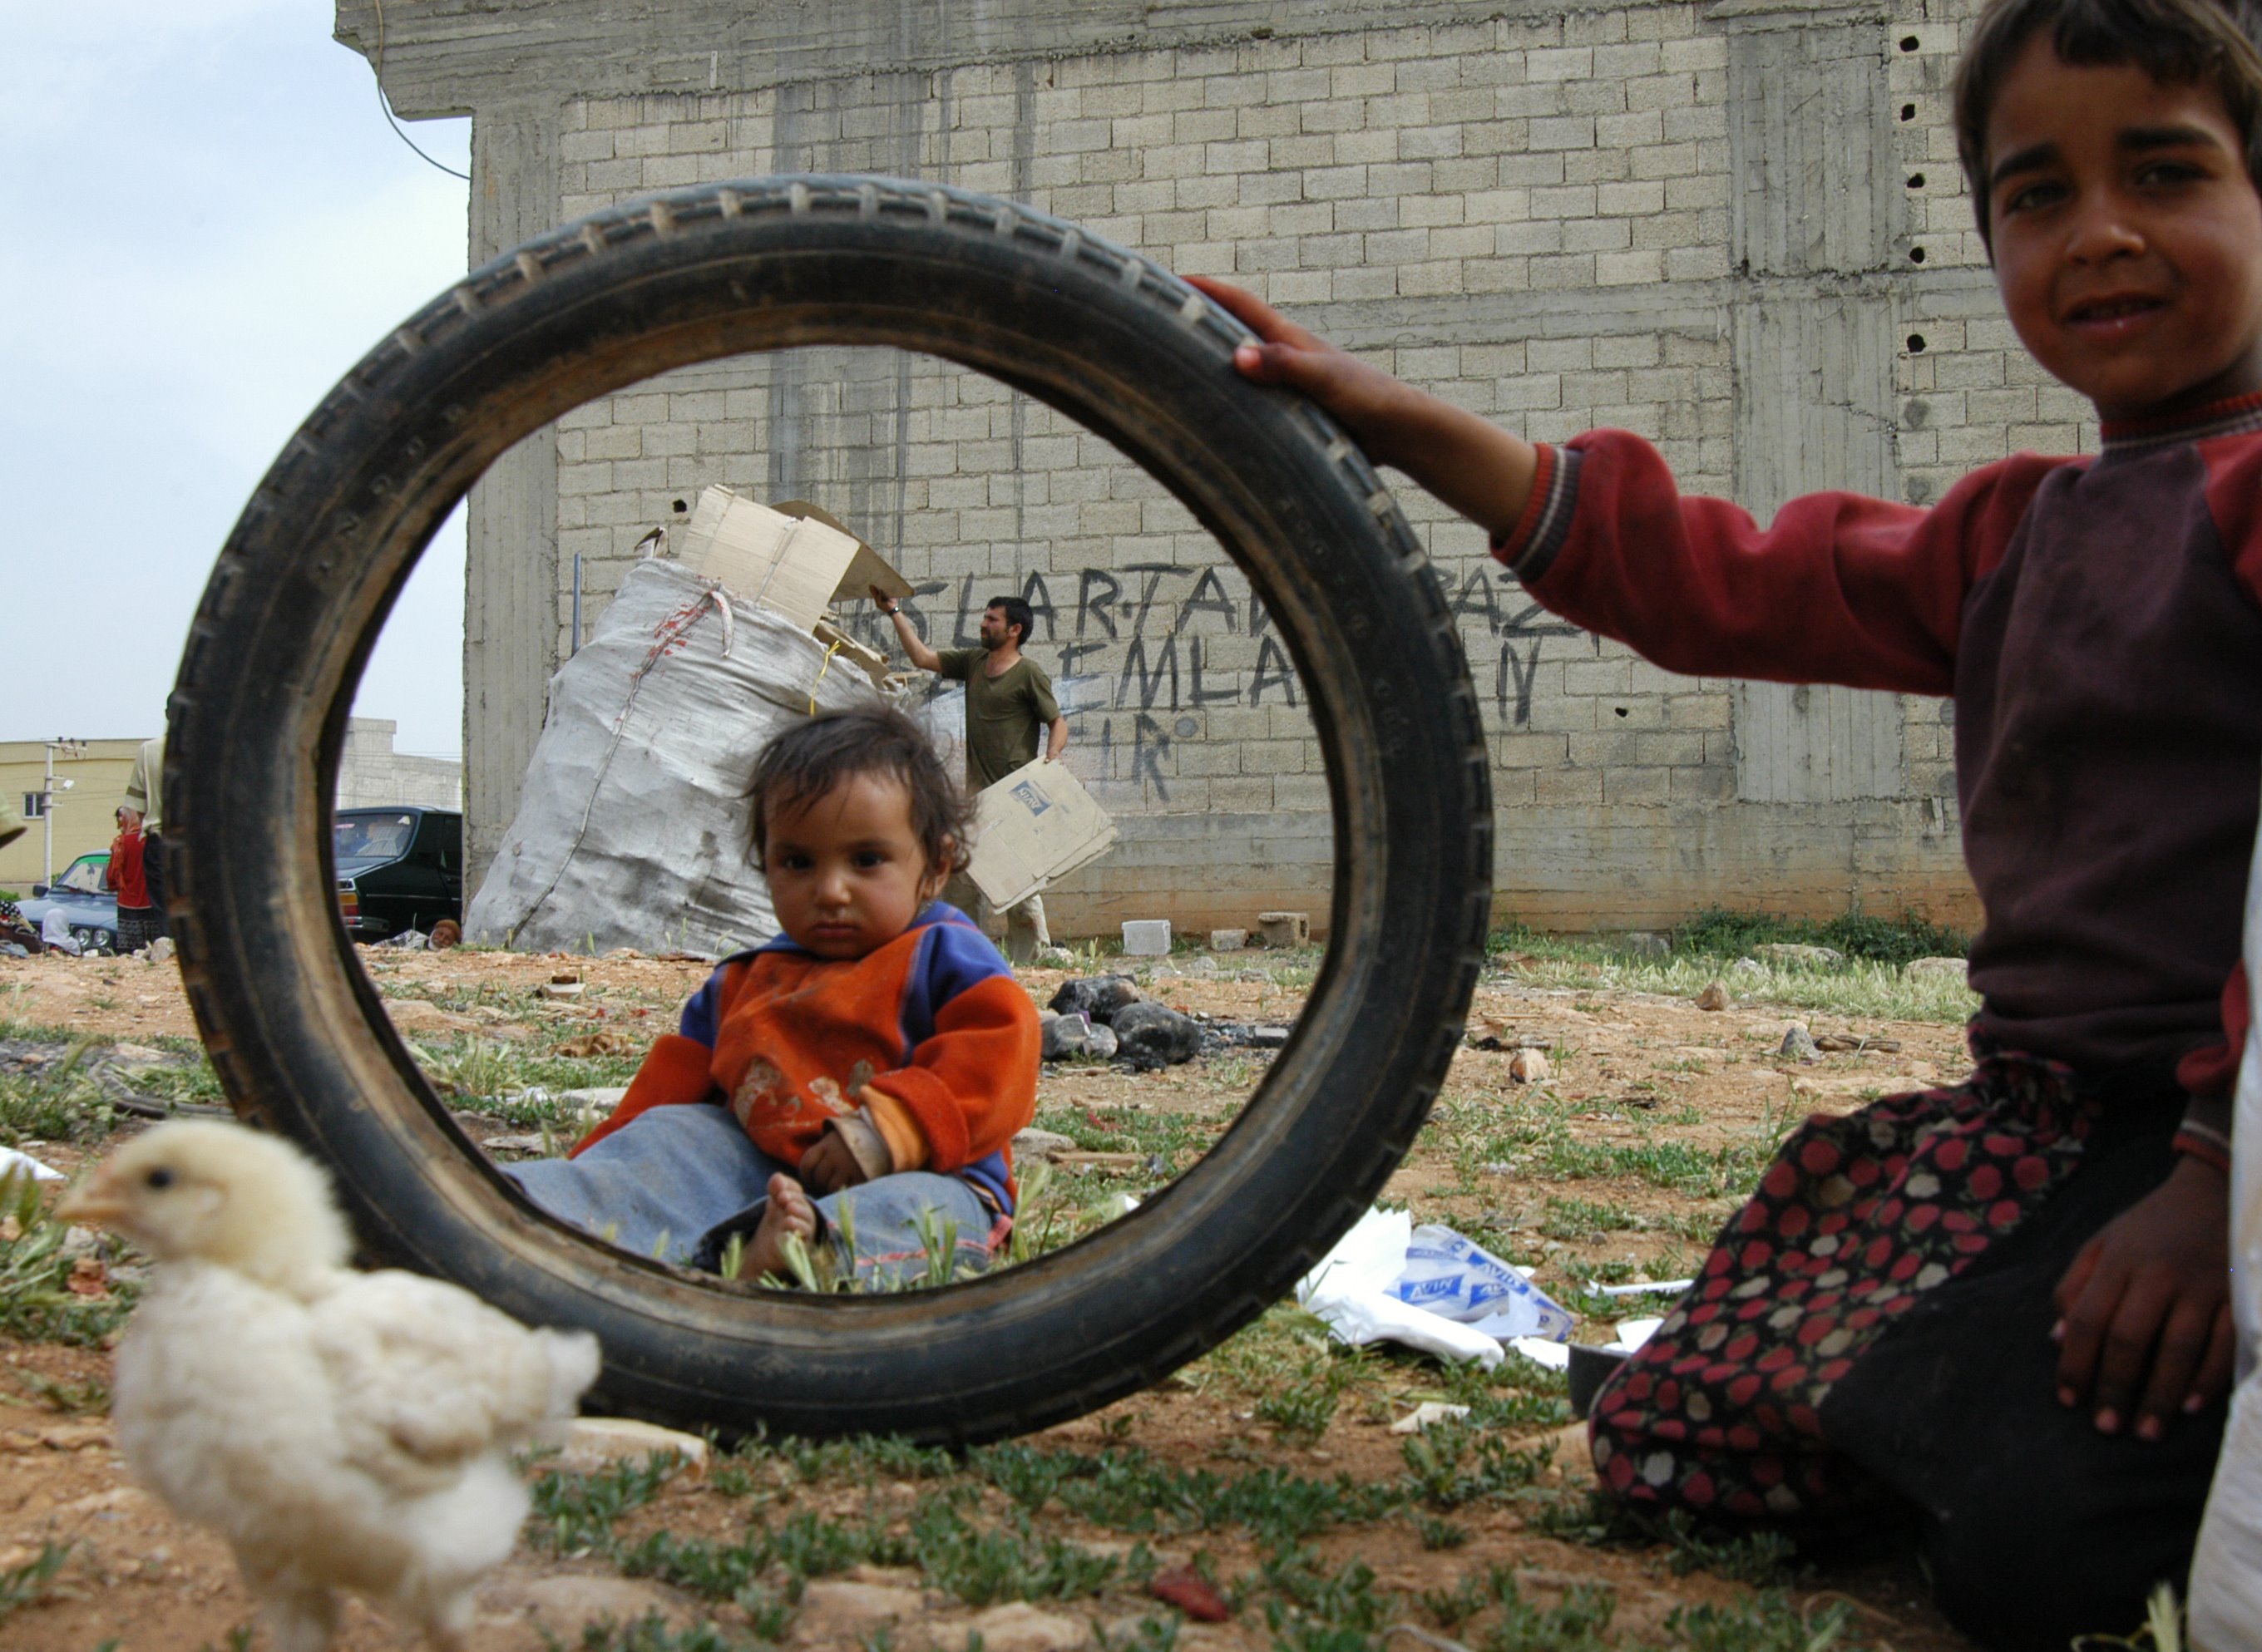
[507,707,1041,1285]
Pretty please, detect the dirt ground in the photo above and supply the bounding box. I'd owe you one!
[0,945,1986,1652]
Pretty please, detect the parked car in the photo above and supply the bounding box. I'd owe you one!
[334,807,464,941]
[19,852,118,953]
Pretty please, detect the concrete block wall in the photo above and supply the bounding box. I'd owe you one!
[343,0,2071,938]
[336,719,464,813]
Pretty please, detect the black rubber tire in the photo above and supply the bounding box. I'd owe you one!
[166,175,1492,1443]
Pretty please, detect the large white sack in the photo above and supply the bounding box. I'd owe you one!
[2190,784,2262,1652]
[464,558,894,957]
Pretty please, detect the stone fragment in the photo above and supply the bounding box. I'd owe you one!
[1508,1048,1551,1084]
[1729,957,1767,979]
[37,1421,111,1452]
[1049,975,1143,1019]
[1751,943,1846,969]
[965,1602,1090,1652]
[1208,928,1249,952]
[1257,910,1310,948]
[482,1133,553,1156]
[1696,980,1731,1012]
[1011,1127,1078,1161]
[1034,945,1076,968]
[1778,1023,1820,1062]
[1906,955,1969,983]
[1109,1001,1203,1068]
[787,1579,930,1645]
[481,1576,694,1640]
[1042,1013,1119,1063]
[545,1417,708,1477]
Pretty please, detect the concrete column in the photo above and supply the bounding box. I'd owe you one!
[462,104,561,889]
[1721,6,1909,803]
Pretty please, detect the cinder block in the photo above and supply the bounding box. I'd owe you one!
[1257,910,1310,948]
[1121,919,1173,955]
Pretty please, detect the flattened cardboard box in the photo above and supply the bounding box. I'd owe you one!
[674,486,911,634]
[966,760,1117,911]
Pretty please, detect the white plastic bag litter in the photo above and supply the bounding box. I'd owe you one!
[38,910,81,957]
[2189,786,2262,1652]
[464,560,896,957]
[1295,1208,1572,1368]
[0,1145,62,1183]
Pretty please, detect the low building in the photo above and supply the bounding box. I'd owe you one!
[337,719,464,812]
[0,724,462,900]
[0,739,143,895]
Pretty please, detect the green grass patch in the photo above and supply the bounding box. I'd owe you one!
[1670,905,1967,967]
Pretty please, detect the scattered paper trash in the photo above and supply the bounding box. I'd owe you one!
[0,1146,64,1183]
[1390,1402,1471,1435]
[1509,1338,1572,1371]
[1592,1278,1696,1298]
[1511,1314,1665,1374]
[1295,1208,1572,1368]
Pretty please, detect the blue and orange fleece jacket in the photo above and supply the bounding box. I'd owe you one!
[573,903,1040,1212]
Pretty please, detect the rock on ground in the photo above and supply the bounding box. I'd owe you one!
[1047,975,1143,1020]
[1042,1013,1119,1062]
[1109,1000,1203,1068]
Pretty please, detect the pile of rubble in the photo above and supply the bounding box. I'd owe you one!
[1039,974,1289,1072]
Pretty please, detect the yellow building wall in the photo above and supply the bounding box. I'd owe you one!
[0,739,149,896]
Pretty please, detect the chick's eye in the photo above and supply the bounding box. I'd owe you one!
[144,1167,175,1190]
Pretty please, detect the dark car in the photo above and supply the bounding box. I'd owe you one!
[334,807,463,941]
[18,852,118,953]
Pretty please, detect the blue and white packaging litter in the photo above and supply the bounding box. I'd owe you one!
[1295,1207,1573,1366]
[1391,1223,1574,1340]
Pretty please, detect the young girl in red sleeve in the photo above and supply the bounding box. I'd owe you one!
[506,708,1040,1286]
[108,807,161,954]
[1198,1,2260,1642]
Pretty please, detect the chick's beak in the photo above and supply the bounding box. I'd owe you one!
[55,1170,129,1227]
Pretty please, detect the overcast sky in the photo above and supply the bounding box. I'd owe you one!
[3,1,472,755]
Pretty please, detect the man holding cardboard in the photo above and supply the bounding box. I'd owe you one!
[873,588,1067,964]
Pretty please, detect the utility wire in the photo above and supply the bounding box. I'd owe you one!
[371,0,470,182]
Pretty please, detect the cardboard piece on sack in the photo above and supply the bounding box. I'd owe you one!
[965,759,1118,911]
[674,488,912,633]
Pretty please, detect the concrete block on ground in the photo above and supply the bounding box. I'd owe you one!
[1209,927,1249,951]
[1257,910,1310,948]
[1122,919,1173,955]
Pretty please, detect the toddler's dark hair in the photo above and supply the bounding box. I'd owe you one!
[746,707,973,875]
[988,594,1036,645]
[1955,0,2262,249]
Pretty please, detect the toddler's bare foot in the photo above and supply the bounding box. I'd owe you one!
[739,1173,819,1281]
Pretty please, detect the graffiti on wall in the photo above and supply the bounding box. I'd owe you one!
[838,562,1593,802]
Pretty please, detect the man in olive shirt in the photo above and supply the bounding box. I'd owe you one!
[873,591,1068,964]
[121,734,168,939]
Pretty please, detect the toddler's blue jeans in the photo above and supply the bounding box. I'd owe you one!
[502,1102,1004,1285]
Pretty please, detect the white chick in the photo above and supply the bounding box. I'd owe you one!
[58,1121,600,1652]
